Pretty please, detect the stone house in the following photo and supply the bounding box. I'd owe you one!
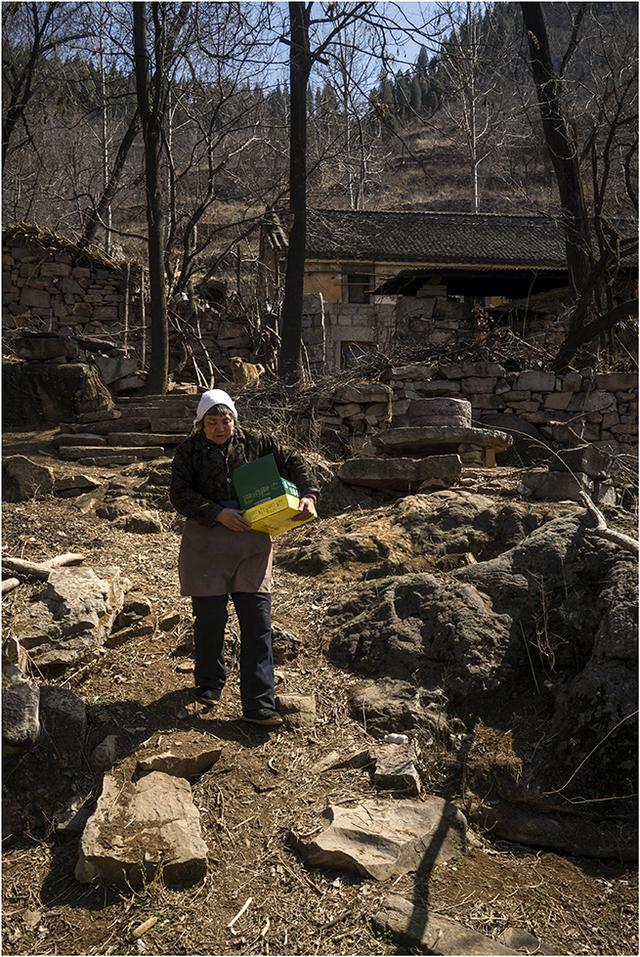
[260,208,637,372]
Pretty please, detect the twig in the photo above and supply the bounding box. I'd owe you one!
[543,710,639,797]
[228,896,252,935]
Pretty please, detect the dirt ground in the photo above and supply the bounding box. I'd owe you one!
[2,436,638,957]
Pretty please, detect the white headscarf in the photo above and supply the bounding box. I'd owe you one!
[193,389,238,429]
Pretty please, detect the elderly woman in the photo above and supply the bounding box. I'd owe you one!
[170,389,318,727]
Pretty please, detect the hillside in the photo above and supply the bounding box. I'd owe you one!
[2,403,637,955]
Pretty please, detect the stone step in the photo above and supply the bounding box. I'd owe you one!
[117,403,195,418]
[149,418,191,434]
[58,445,164,461]
[60,418,152,435]
[118,393,199,405]
[52,433,108,448]
[106,432,184,447]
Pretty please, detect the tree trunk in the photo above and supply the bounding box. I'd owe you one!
[133,1,168,395]
[521,2,593,329]
[280,2,310,384]
[551,298,638,371]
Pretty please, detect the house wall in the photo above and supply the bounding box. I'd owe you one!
[2,235,141,341]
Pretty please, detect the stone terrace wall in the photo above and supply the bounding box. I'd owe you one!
[2,229,141,342]
[317,361,637,459]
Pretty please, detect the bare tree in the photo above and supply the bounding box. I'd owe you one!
[133,1,192,395]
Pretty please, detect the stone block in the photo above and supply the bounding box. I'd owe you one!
[95,354,138,385]
[522,468,593,501]
[3,455,55,501]
[73,302,93,317]
[40,261,71,278]
[551,445,610,478]
[595,372,638,392]
[441,361,505,379]
[334,403,363,418]
[462,377,497,394]
[416,379,461,396]
[568,390,616,413]
[339,455,462,492]
[516,370,556,392]
[467,394,505,411]
[543,392,573,410]
[20,287,50,310]
[333,382,392,403]
[503,390,531,401]
[390,363,437,381]
[560,372,583,392]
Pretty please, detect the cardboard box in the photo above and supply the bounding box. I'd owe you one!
[244,493,316,537]
[232,454,298,509]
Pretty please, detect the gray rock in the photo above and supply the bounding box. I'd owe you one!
[298,797,466,880]
[39,685,87,768]
[3,456,55,502]
[53,474,102,496]
[521,468,593,501]
[2,361,113,428]
[497,927,555,955]
[14,333,77,361]
[332,382,392,403]
[374,425,512,455]
[339,455,461,492]
[407,397,472,426]
[2,678,40,753]
[2,634,27,673]
[275,693,316,729]
[479,414,549,466]
[515,370,556,392]
[113,510,163,534]
[373,743,421,795]
[350,678,450,738]
[469,798,637,861]
[15,566,125,672]
[94,354,138,385]
[442,361,506,379]
[551,445,610,478]
[568,389,616,414]
[374,893,512,955]
[76,769,208,887]
[390,363,438,381]
[91,734,118,770]
[135,730,223,778]
[595,372,638,392]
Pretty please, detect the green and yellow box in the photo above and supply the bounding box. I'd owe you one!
[232,454,316,537]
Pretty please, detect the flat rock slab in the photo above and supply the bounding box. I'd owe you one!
[52,434,107,448]
[59,445,164,460]
[374,893,512,955]
[76,769,207,887]
[298,797,466,880]
[375,426,512,455]
[333,383,392,403]
[275,693,316,728]
[339,455,461,492]
[135,730,223,778]
[63,418,151,435]
[107,432,185,446]
[373,743,421,795]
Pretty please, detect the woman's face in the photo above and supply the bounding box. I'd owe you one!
[203,412,235,445]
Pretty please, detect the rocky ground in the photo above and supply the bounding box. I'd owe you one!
[2,432,638,957]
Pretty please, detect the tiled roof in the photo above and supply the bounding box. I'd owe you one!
[304,208,636,269]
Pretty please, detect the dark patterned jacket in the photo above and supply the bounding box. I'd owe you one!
[170,427,319,526]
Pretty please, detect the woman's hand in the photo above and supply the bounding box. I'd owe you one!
[216,508,251,532]
[296,495,317,520]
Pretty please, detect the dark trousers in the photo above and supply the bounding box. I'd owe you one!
[191,593,275,712]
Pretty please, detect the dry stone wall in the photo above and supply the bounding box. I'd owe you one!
[2,234,140,341]
[316,361,637,459]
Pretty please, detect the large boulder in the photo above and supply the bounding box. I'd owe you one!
[76,769,208,887]
[2,455,55,501]
[297,797,466,880]
[2,361,113,427]
[12,565,126,672]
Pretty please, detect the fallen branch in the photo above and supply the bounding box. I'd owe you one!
[227,896,252,935]
[1,578,21,595]
[579,492,639,555]
[2,553,85,580]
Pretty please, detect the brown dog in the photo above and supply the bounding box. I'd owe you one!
[230,356,265,387]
